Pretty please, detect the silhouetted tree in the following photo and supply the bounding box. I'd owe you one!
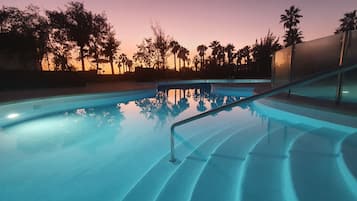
[133,38,156,68]
[235,49,244,65]
[0,6,49,70]
[241,46,252,64]
[169,40,180,71]
[178,46,189,69]
[252,30,282,73]
[52,51,74,71]
[0,7,23,33]
[151,23,171,70]
[127,59,133,72]
[25,6,50,70]
[47,2,122,72]
[225,43,235,64]
[89,13,108,72]
[193,55,200,72]
[102,28,120,75]
[280,5,303,47]
[335,10,357,34]
[60,2,94,71]
[217,45,225,66]
[118,53,128,73]
[209,40,221,64]
[133,51,145,67]
[197,44,208,70]
[47,8,74,71]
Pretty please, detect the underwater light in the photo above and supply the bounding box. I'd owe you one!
[342,90,349,94]
[7,113,19,119]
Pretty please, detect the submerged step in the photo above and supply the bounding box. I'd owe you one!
[240,125,308,201]
[341,133,357,180]
[155,127,239,201]
[190,123,278,201]
[121,122,236,201]
[290,127,357,201]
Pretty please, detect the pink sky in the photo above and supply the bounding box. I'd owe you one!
[2,0,356,71]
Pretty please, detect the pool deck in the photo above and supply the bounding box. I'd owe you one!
[0,81,157,103]
[271,93,357,115]
[0,80,272,104]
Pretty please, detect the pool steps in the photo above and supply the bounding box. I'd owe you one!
[120,121,357,201]
[290,128,357,201]
[154,127,238,201]
[341,133,357,181]
[189,122,277,201]
[240,125,313,201]
[339,134,357,200]
[121,118,249,201]
[155,124,264,201]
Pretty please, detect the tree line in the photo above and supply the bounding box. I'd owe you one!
[0,3,356,76]
[0,2,121,74]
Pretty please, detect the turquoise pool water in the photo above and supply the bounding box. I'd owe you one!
[0,84,356,201]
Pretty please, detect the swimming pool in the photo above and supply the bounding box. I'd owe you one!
[0,83,356,201]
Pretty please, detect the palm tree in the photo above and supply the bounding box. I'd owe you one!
[127,59,133,72]
[209,40,221,64]
[169,40,180,71]
[280,5,303,47]
[284,28,303,47]
[102,30,120,75]
[335,10,357,34]
[217,45,225,66]
[225,43,235,64]
[241,46,251,64]
[177,47,189,69]
[196,44,208,70]
[118,53,128,74]
[193,55,200,72]
[252,30,282,73]
[235,49,244,65]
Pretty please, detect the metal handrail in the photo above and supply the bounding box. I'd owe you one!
[169,64,357,162]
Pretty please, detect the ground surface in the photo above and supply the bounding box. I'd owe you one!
[0,81,156,103]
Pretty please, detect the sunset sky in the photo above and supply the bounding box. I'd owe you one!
[1,0,356,71]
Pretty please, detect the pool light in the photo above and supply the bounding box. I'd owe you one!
[7,113,19,119]
[342,90,349,94]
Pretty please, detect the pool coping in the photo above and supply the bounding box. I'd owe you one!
[157,79,271,86]
[0,79,270,104]
[0,81,157,104]
[0,89,158,128]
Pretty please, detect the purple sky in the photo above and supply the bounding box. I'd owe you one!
[1,0,356,69]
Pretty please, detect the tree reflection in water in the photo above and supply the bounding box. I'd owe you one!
[135,85,245,124]
[16,103,126,153]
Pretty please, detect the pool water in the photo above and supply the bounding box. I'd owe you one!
[0,84,356,201]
